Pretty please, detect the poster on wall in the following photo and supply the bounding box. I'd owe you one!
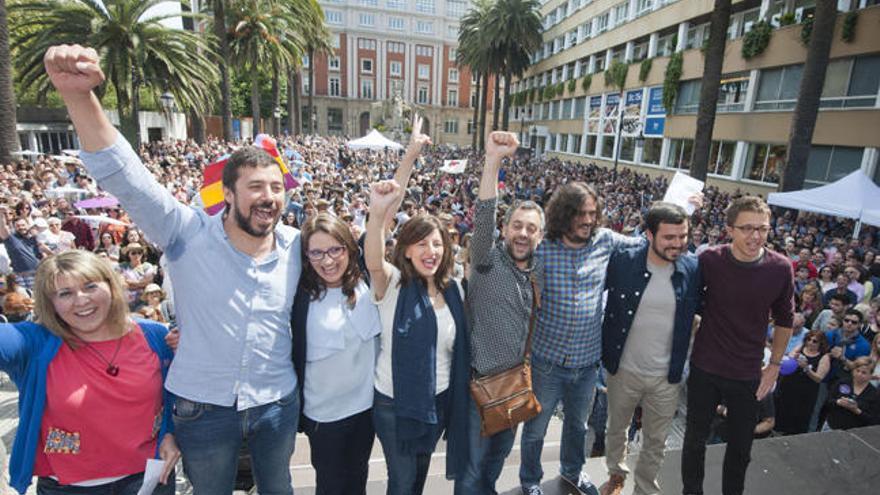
[622,90,643,136]
[587,96,602,134]
[644,86,665,136]
[603,93,620,134]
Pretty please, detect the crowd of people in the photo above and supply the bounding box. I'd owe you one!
[0,43,878,495]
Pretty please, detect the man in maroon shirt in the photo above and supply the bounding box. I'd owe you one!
[681,197,794,495]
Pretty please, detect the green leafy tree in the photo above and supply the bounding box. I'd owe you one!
[0,0,19,162]
[10,0,219,144]
[458,0,495,149]
[300,0,331,135]
[690,0,733,181]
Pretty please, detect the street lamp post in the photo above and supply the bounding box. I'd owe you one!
[159,92,175,140]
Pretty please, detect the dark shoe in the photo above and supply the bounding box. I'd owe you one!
[561,473,600,495]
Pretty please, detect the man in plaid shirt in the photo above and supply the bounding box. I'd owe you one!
[519,182,643,495]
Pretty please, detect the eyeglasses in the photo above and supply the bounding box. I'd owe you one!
[129,251,144,256]
[306,245,346,261]
[733,225,771,236]
[843,318,860,325]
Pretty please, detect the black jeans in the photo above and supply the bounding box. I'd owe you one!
[302,408,375,495]
[681,365,759,495]
[37,471,175,495]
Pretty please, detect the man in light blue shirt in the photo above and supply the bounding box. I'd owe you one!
[46,44,302,494]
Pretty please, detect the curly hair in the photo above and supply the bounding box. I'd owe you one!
[544,182,603,242]
[299,213,363,308]
[392,214,455,292]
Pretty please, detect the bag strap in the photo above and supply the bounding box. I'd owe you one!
[523,275,541,364]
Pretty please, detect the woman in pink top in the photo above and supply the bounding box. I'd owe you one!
[0,250,179,494]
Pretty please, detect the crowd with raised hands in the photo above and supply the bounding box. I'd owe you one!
[0,43,878,495]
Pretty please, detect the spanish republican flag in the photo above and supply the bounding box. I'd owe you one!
[198,135,299,215]
[254,134,299,190]
[199,154,229,215]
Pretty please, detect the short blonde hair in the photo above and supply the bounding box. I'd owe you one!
[33,250,130,346]
[850,356,875,373]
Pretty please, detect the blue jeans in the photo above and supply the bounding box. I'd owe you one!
[173,391,299,495]
[456,400,517,495]
[519,356,599,488]
[372,391,446,495]
[37,472,174,495]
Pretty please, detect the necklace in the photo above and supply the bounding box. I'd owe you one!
[75,335,124,376]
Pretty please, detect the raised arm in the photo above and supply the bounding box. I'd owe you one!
[365,180,403,301]
[386,115,431,221]
[0,206,10,241]
[44,44,197,250]
[471,132,520,267]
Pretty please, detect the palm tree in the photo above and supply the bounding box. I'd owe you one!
[486,0,542,131]
[781,0,837,192]
[11,0,219,145]
[0,0,20,163]
[300,0,331,135]
[458,0,494,149]
[227,0,305,136]
[689,0,732,181]
[211,0,234,141]
[288,66,301,134]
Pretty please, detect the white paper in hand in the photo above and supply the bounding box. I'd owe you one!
[136,458,166,495]
[663,172,704,215]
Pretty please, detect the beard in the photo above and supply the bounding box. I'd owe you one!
[651,242,681,263]
[505,239,535,263]
[232,199,279,238]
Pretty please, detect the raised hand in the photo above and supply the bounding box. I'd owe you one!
[408,114,432,151]
[485,131,520,162]
[44,45,106,97]
[369,180,403,215]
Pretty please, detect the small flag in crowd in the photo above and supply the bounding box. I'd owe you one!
[199,154,229,215]
[440,159,468,174]
[254,134,299,190]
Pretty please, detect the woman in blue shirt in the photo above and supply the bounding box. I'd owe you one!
[291,213,381,495]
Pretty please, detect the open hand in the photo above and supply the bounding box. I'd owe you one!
[44,45,105,97]
[158,434,181,484]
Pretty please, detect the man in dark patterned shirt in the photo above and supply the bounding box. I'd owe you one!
[457,131,544,495]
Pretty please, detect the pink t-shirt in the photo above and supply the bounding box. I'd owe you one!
[33,324,163,484]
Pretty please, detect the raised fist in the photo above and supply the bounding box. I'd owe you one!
[369,180,403,214]
[44,44,106,97]
[486,131,520,160]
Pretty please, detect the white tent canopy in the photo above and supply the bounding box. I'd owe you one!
[767,170,880,232]
[346,129,404,151]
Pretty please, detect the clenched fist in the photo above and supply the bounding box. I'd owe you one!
[44,44,106,97]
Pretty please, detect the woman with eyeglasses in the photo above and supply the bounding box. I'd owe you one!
[291,212,382,495]
[775,330,831,435]
[817,265,837,294]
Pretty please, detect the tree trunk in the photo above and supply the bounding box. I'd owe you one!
[501,72,512,131]
[471,72,481,148]
[288,66,301,135]
[271,71,280,135]
[781,0,837,192]
[189,108,206,144]
[479,72,489,151]
[251,70,261,136]
[213,0,233,141]
[0,0,20,162]
[689,0,732,181]
[492,73,501,131]
[307,47,315,134]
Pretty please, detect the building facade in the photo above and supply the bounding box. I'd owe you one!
[513,0,880,193]
[305,0,493,145]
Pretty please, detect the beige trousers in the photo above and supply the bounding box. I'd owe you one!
[605,368,680,495]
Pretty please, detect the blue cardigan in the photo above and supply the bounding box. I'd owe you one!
[602,243,701,384]
[0,319,175,494]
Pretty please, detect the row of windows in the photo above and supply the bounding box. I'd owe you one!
[325,10,456,36]
[352,41,453,62]
[545,132,865,187]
